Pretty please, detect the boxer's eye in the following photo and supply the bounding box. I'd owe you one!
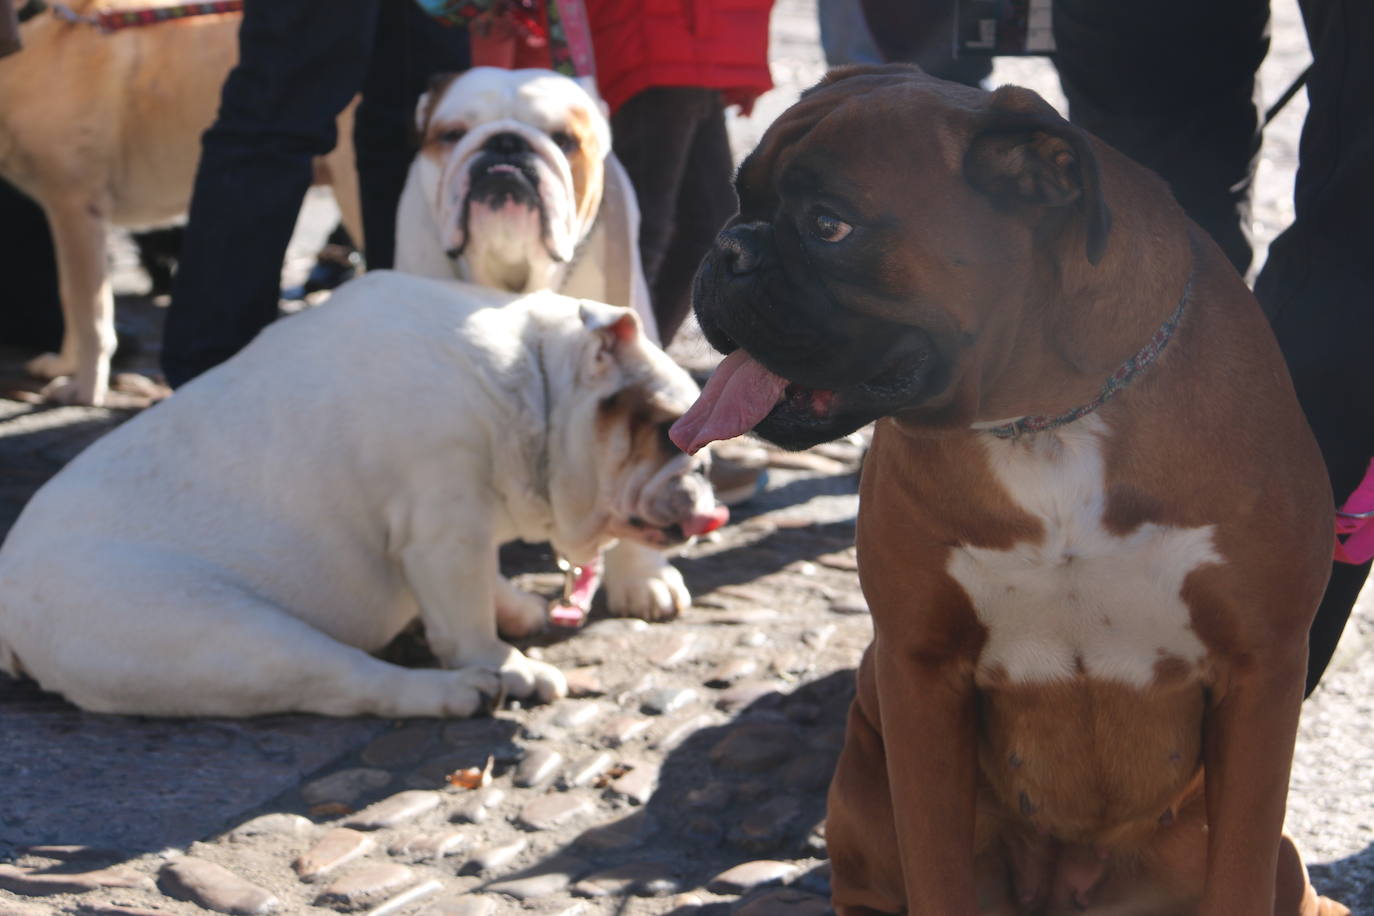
[810,211,853,243]
[552,131,579,153]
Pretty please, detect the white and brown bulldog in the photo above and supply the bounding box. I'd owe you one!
[396,66,655,339]
[396,66,708,623]
[0,272,724,717]
[674,66,1346,915]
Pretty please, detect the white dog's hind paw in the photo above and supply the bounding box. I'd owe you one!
[25,351,76,380]
[391,666,502,718]
[604,543,689,622]
[499,652,567,705]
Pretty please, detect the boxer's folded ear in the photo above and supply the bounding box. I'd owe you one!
[963,85,1112,265]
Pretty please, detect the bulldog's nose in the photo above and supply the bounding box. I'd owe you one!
[716,223,764,275]
[483,132,532,156]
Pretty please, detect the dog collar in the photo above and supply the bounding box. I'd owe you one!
[984,249,1197,440]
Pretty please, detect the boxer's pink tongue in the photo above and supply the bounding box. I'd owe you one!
[670,349,789,454]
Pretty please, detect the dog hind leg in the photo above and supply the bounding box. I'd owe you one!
[7,559,500,718]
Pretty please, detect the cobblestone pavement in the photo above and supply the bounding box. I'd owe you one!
[2,1,1372,914]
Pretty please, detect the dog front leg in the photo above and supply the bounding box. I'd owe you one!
[27,193,115,405]
[603,540,689,621]
[1199,651,1306,915]
[396,501,566,705]
[882,651,980,915]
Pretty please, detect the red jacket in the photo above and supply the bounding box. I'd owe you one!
[586,0,774,114]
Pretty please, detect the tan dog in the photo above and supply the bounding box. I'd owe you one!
[674,66,1346,915]
[0,3,355,407]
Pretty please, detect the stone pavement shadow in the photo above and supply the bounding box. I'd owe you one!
[0,672,389,861]
[1308,843,1374,914]
[478,669,854,912]
[676,516,858,601]
[0,406,137,536]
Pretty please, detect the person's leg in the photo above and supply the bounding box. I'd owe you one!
[1052,0,1269,275]
[611,88,706,342]
[1,177,63,351]
[162,0,382,387]
[652,92,738,345]
[859,0,992,87]
[1255,0,1374,694]
[354,0,470,271]
[820,0,882,67]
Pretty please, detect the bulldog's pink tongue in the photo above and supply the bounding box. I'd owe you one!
[670,349,788,455]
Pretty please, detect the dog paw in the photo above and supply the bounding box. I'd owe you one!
[603,542,689,622]
[495,576,548,638]
[394,666,503,718]
[37,375,104,407]
[25,351,76,380]
[498,651,567,705]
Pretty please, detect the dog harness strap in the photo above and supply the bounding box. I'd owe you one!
[1334,458,1374,565]
[985,245,1197,440]
[48,1,242,31]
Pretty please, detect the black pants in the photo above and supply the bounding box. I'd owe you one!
[611,88,740,346]
[1054,0,1374,694]
[0,178,62,351]
[162,0,468,387]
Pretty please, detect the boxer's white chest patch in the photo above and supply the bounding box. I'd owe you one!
[947,416,1219,688]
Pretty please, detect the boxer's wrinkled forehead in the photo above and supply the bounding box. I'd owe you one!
[736,75,977,215]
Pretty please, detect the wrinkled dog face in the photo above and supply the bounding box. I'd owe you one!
[677,65,1110,453]
[568,306,728,550]
[415,67,611,292]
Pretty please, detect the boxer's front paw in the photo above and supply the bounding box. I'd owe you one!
[603,542,689,621]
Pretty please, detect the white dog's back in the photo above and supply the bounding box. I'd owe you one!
[0,273,559,713]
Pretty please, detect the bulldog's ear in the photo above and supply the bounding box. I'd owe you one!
[964,85,1112,265]
[413,72,461,140]
[579,301,641,357]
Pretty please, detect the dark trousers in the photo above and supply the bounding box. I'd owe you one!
[1054,0,1374,693]
[162,0,468,387]
[611,88,740,345]
[860,0,993,87]
[1,178,62,351]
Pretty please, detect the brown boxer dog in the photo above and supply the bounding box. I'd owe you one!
[671,65,1347,915]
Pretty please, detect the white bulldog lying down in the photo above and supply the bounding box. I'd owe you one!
[0,272,725,718]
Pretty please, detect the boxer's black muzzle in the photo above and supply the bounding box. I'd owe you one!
[692,221,944,450]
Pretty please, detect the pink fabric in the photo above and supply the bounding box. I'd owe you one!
[1334,458,1374,565]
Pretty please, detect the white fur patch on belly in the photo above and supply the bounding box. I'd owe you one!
[948,416,1219,688]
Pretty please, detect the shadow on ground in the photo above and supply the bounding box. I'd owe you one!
[474,669,852,911]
